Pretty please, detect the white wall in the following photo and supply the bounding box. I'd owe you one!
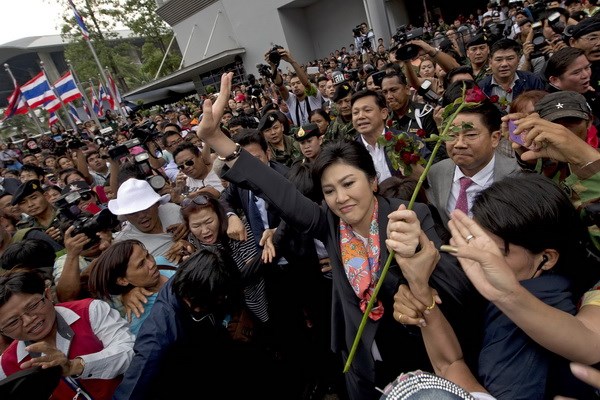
[170,0,406,77]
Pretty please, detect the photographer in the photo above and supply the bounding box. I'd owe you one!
[268,47,323,127]
[354,22,376,60]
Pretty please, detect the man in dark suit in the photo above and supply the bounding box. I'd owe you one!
[220,129,289,246]
[426,97,518,227]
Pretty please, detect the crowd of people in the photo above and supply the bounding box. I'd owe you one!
[2,0,600,399]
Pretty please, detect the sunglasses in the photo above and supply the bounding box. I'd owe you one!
[181,195,210,209]
[177,159,195,170]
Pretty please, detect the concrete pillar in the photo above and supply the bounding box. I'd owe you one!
[38,52,60,81]
[192,75,205,96]
[364,0,392,47]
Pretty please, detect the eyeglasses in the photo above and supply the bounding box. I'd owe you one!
[181,195,210,209]
[167,138,183,148]
[177,159,195,170]
[446,132,483,143]
[0,296,46,335]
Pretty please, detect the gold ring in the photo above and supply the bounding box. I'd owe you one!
[466,234,475,243]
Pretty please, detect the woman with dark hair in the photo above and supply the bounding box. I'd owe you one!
[87,240,174,334]
[309,108,331,136]
[171,192,271,323]
[393,173,598,399]
[195,73,479,400]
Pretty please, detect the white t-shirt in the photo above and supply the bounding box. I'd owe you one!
[185,169,224,193]
[285,90,323,126]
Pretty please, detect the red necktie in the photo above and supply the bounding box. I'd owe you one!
[454,177,473,214]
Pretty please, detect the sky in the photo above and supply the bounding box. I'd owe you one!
[0,0,65,45]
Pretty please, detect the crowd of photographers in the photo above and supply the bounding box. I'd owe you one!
[3,0,600,398]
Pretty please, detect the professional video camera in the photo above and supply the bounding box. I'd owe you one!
[394,26,425,61]
[130,120,159,145]
[267,44,284,66]
[55,194,119,247]
[94,126,117,149]
[353,25,363,38]
[61,133,86,150]
[480,22,506,43]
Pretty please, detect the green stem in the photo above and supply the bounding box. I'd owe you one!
[343,100,469,374]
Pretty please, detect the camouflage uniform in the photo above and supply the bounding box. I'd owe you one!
[325,116,357,143]
[268,134,301,168]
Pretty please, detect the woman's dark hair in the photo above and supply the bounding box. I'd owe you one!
[87,239,145,299]
[171,247,241,310]
[173,141,200,160]
[312,140,377,184]
[287,162,323,203]
[180,192,229,240]
[545,47,587,81]
[309,109,330,125]
[0,269,46,308]
[472,173,593,293]
[378,176,426,202]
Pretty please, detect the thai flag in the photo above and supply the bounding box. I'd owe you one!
[99,83,112,110]
[108,74,121,109]
[43,97,61,114]
[68,103,82,124]
[20,72,57,108]
[54,72,82,104]
[48,112,59,126]
[91,88,102,117]
[68,0,90,40]
[3,87,29,120]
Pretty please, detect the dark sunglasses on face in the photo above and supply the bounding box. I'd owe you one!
[177,159,195,170]
[181,195,210,209]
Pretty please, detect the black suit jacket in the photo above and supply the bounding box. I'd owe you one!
[220,160,289,232]
[223,150,485,399]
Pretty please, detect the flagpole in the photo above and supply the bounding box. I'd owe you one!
[67,60,101,127]
[3,63,45,135]
[39,61,78,132]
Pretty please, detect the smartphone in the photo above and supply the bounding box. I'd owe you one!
[508,120,526,147]
[307,66,319,75]
[371,70,386,88]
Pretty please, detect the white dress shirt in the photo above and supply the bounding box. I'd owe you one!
[360,129,392,183]
[446,156,495,217]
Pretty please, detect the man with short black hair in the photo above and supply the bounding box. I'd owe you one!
[268,48,323,127]
[466,34,492,82]
[479,38,546,111]
[12,180,62,243]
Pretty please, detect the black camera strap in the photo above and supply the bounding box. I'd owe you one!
[294,96,312,126]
